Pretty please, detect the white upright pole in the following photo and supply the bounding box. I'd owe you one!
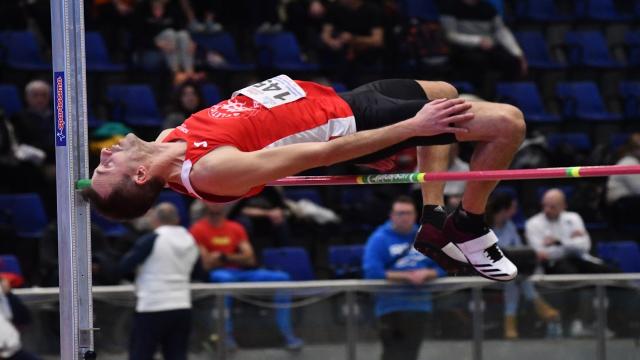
[50,0,95,359]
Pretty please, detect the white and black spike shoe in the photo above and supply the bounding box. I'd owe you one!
[443,216,518,282]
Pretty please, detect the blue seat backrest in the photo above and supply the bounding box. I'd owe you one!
[262,247,315,281]
[597,241,640,272]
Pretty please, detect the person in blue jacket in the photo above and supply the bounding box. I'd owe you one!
[363,195,445,360]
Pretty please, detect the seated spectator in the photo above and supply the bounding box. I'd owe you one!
[163,81,204,129]
[134,0,203,84]
[189,202,303,351]
[486,192,559,339]
[93,0,137,63]
[525,188,616,337]
[363,196,444,360]
[0,276,41,360]
[439,0,526,91]
[606,133,640,226]
[117,203,199,360]
[10,80,54,165]
[229,187,293,249]
[320,0,384,87]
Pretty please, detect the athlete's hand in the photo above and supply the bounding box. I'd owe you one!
[410,98,474,136]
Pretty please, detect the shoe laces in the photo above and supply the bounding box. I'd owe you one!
[484,244,504,263]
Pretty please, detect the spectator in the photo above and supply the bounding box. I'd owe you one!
[525,188,616,337]
[94,0,137,63]
[363,196,444,360]
[229,187,293,250]
[284,0,328,57]
[134,0,202,84]
[320,0,384,87]
[606,133,640,226]
[10,80,54,165]
[0,276,41,360]
[189,202,303,351]
[163,81,204,129]
[118,203,199,360]
[486,192,559,339]
[439,0,526,91]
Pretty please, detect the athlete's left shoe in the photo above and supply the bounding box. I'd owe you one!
[443,213,518,282]
[414,220,476,276]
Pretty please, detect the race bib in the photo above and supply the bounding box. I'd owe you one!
[232,75,306,109]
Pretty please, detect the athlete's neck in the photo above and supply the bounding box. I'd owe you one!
[148,141,187,185]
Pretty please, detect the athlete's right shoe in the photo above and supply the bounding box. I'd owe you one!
[443,212,518,282]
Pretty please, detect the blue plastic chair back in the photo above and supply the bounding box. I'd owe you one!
[496,82,559,122]
[107,84,161,126]
[262,247,315,281]
[0,31,50,70]
[597,241,640,272]
[328,245,365,278]
[619,81,640,118]
[564,31,619,67]
[556,82,616,120]
[546,132,592,151]
[0,84,22,117]
[0,255,22,275]
[200,83,222,106]
[514,32,564,69]
[0,193,48,238]
[399,0,440,21]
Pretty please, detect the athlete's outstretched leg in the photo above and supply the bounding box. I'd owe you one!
[412,81,474,275]
[444,101,525,281]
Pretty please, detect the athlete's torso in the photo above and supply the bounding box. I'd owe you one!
[163,76,355,202]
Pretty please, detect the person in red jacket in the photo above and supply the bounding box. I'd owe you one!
[83,76,525,281]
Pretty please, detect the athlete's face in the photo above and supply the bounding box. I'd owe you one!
[91,133,146,198]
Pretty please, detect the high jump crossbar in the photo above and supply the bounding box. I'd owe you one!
[75,165,640,190]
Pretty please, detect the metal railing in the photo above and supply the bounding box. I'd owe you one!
[13,274,640,360]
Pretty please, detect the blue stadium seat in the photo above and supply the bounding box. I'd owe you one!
[91,210,130,238]
[0,84,22,117]
[619,81,640,119]
[515,0,574,22]
[106,84,161,127]
[328,245,365,279]
[574,0,634,21]
[192,32,255,71]
[155,190,190,227]
[496,82,561,123]
[284,188,323,205]
[0,31,51,71]
[398,0,440,21]
[0,193,48,238]
[597,241,640,272]
[546,133,592,152]
[262,247,315,281]
[200,83,221,106]
[254,32,319,71]
[331,82,348,93]
[514,32,566,70]
[450,81,476,94]
[556,82,622,122]
[610,133,630,150]
[626,31,640,66]
[85,32,126,72]
[564,31,624,69]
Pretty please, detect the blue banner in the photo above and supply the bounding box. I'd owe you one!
[54,71,66,146]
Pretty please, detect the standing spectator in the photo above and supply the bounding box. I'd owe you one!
[486,192,559,339]
[606,133,640,225]
[439,0,526,91]
[525,188,616,337]
[0,276,41,360]
[363,196,444,360]
[118,203,199,360]
[189,202,303,351]
[320,0,384,87]
[163,81,204,129]
[134,0,202,84]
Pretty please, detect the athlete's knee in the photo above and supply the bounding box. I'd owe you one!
[498,104,526,144]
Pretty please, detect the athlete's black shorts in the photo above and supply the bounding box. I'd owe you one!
[338,79,457,164]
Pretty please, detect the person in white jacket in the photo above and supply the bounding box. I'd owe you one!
[118,202,199,360]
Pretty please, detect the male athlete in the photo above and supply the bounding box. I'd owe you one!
[84,75,525,281]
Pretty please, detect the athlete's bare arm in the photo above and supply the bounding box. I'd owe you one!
[190,98,474,196]
[156,128,173,142]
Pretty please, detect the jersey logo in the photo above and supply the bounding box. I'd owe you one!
[208,98,260,119]
[194,141,208,148]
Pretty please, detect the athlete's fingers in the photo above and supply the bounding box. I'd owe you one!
[439,103,472,117]
[439,112,474,124]
[432,98,465,109]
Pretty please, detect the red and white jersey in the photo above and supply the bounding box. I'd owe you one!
[163,76,355,203]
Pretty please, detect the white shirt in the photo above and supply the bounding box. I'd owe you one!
[606,156,640,203]
[525,211,591,262]
[134,225,199,312]
[444,157,470,196]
